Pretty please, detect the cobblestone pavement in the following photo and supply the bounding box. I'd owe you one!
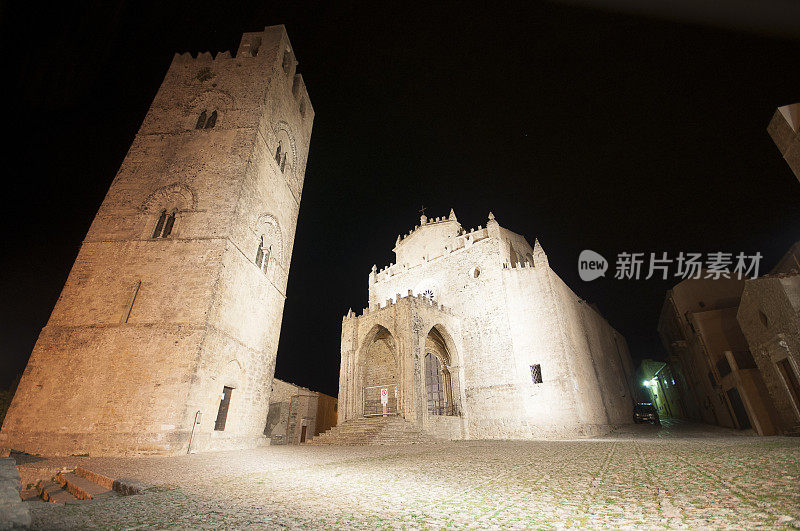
[21,421,800,529]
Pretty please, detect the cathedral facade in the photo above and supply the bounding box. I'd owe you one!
[339,211,635,439]
[0,26,312,456]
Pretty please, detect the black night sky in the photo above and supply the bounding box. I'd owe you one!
[2,2,800,396]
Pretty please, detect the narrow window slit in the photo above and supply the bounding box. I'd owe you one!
[195,111,207,130]
[152,210,167,238]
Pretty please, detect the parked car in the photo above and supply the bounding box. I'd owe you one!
[633,402,661,425]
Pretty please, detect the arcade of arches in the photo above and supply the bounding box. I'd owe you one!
[356,324,459,420]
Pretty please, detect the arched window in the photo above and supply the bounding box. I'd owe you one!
[152,210,166,238]
[280,154,287,172]
[263,245,271,274]
[275,142,282,164]
[195,110,217,129]
[425,328,457,416]
[195,111,207,130]
[425,353,445,415]
[204,110,217,129]
[255,236,264,268]
[282,50,292,74]
[163,211,175,237]
[255,236,271,274]
[152,209,176,238]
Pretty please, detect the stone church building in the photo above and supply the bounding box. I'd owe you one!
[0,26,312,456]
[337,211,635,439]
[1,24,633,456]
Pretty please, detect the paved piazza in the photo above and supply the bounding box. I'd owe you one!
[21,421,800,529]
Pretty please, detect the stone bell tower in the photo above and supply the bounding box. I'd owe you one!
[0,26,313,455]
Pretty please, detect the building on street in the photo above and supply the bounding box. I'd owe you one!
[737,242,800,435]
[658,277,780,435]
[265,379,337,445]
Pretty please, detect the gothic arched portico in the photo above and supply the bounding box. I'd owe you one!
[424,325,462,417]
[358,325,400,417]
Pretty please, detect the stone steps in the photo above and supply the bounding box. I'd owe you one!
[37,480,84,505]
[56,471,118,501]
[307,416,436,445]
[29,467,134,504]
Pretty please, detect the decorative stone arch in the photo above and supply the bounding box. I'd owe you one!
[186,89,234,130]
[272,121,298,169]
[218,358,245,389]
[254,213,284,271]
[423,324,461,416]
[357,324,400,417]
[140,182,197,213]
[140,183,197,238]
[271,121,302,196]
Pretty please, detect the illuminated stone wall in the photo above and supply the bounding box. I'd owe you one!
[0,26,313,456]
[340,212,634,439]
[737,244,800,435]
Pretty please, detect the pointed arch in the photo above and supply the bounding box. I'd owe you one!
[272,121,298,175]
[424,324,461,416]
[358,325,399,416]
[254,213,284,268]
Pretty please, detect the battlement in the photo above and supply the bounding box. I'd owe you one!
[172,50,234,63]
[389,209,500,273]
[394,208,460,247]
[343,289,454,321]
[502,261,536,270]
[374,225,491,283]
[169,25,312,116]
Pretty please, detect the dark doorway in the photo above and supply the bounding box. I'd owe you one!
[300,425,307,443]
[425,352,445,415]
[777,358,800,414]
[726,387,751,430]
[214,386,233,431]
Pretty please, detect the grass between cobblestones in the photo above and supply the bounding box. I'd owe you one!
[23,426,800,529]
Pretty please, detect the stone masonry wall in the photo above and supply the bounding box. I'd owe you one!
[738,275,800,433]
[0,25,313,456]
[341,213,633,439]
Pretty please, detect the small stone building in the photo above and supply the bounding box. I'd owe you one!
[737,242,800,435]
[265,379,337,444]
[338,211,635,439]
